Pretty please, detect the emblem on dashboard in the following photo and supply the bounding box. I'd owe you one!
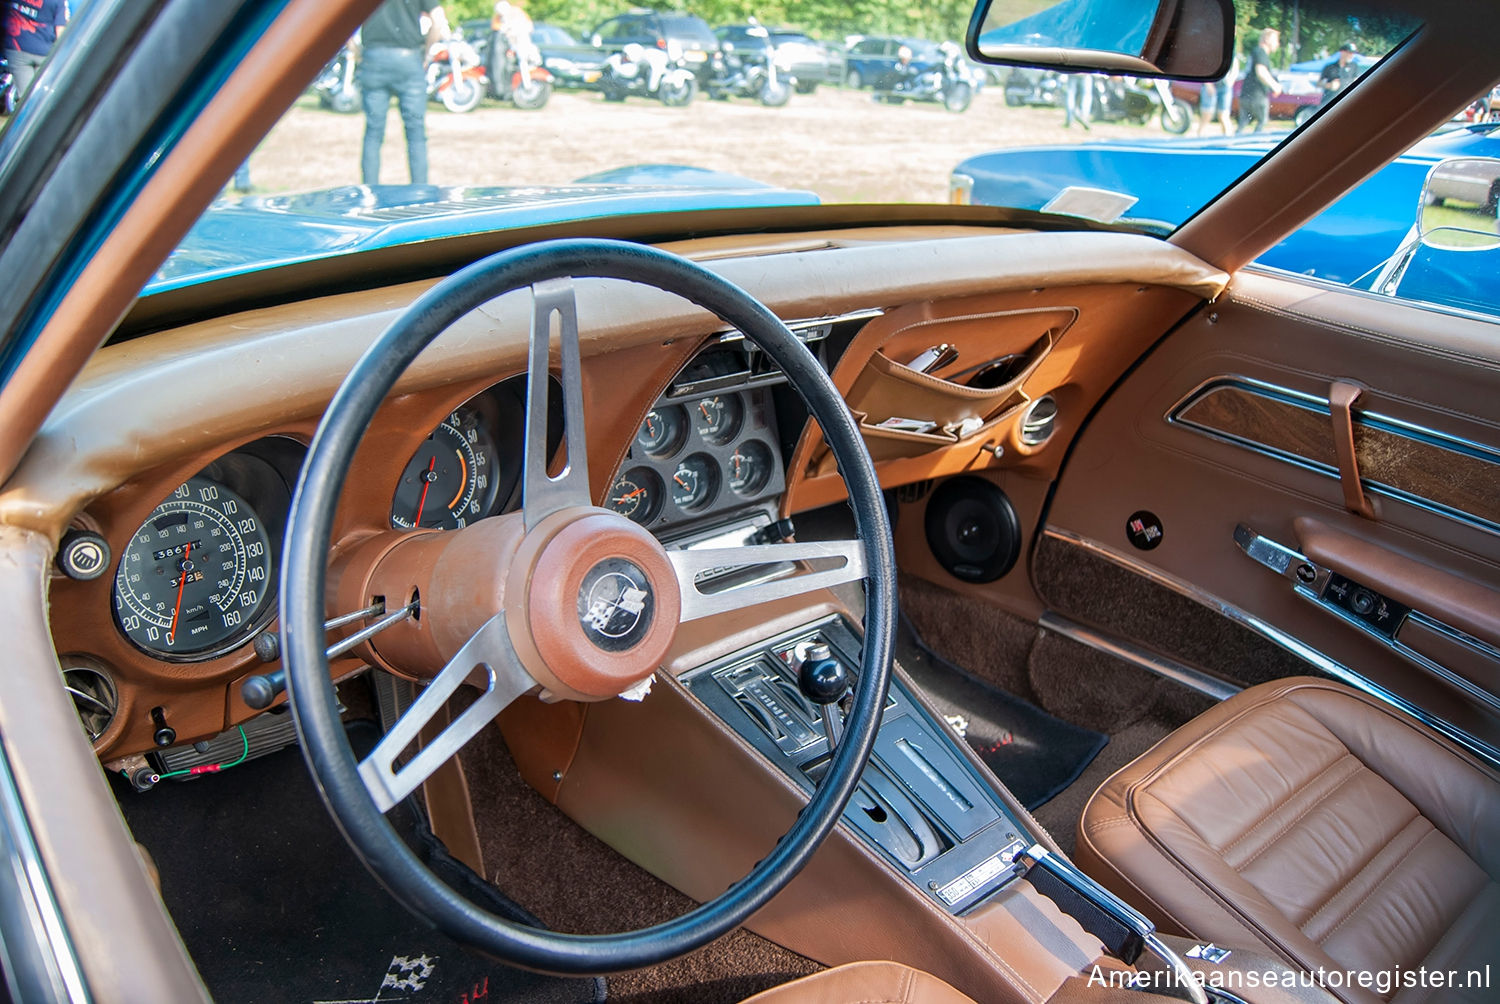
[577,558,654,651]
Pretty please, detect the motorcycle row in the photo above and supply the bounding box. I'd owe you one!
[313,24,984,114]
[314,30,552,114]
[1002,67,1192,133]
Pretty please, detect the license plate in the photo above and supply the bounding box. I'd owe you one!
[685,51,707,62]
[583,70,601,82]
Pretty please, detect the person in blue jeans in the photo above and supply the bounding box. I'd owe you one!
[359,0,447,185]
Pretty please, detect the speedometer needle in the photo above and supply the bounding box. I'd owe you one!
[413,456,436,526]
[168,542,192,645]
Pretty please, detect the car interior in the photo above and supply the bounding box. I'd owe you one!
[0,0,1496,1002]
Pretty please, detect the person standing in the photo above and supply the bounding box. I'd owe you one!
[1318,41,1360,106]
[1237,28,1281,133]
[1197,50,1237,135]
[359,0,448,186]
[1063,72,1093,129]
[2,0,69,107]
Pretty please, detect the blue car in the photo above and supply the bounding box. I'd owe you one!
[951,123,1500,314]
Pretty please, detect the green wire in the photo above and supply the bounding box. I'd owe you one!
[157,724,250,779]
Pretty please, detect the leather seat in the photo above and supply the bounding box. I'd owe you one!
[1077,677,1500,1003]
[740,960,976,1004]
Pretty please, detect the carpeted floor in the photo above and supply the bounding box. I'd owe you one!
[896,614,1108,810]
[115,719,606,1004]
[457,725,822,1004]
[900,574,1215,855]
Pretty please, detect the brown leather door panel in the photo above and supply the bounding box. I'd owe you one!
[1040,270,1500,755]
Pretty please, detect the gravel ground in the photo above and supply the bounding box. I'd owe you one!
[243,85,1192,205]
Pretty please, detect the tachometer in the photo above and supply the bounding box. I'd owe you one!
[113,476,275,659]
[391,408,502,530]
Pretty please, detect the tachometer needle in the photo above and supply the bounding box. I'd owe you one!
[413,456,436,526]
[168,542,192,644]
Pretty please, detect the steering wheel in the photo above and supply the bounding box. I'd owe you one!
[281,239,895,975]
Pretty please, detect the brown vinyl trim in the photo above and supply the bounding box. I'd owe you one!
[1168,377,1500,534]
[1327,381,1376,520]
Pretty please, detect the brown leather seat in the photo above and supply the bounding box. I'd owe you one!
[1077,677,1500,1004]
[740,960,976,1004]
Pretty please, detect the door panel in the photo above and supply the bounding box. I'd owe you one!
[1042,269,1500,757]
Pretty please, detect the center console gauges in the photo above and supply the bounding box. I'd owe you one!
[669,454,717,512]
[610,385,785,534]
[389,380,533,531]
[112,443,298,661]
[635,405,689,459]
[607,466,664,524]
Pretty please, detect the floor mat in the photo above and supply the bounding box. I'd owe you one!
[115,718,606,1004]
[897,614,1108,810]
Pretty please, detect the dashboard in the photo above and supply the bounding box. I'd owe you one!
[22,228,1222,768]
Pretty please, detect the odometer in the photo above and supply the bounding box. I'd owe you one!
[113,476,275,659]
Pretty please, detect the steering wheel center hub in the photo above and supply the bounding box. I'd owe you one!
[511,509,679,701]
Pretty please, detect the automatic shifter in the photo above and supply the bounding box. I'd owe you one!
[797,643,849,749]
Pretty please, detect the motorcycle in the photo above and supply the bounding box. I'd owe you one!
[1092,75,1191,133]
[1003,67,1062,107]
[599,42,697,107]
[313,41,360,114]
[426,32,485,113]
[707,23,791,106]
[487,35,554,110]
[873,43,982,113]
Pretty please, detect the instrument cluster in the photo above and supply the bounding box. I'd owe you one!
[608,387,785,532]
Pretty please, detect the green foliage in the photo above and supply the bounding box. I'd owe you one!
[438,0,977,42]
[1233,0,1417,69]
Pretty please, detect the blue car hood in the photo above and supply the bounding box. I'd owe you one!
[149,172,820,294]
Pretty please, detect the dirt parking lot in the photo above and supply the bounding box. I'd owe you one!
[245,86,1183,205]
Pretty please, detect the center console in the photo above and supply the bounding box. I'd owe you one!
[684,615,1033,916]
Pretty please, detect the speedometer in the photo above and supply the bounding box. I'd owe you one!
[113,476,276,659]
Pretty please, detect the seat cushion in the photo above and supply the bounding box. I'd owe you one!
[1077,677,1500,1003]
[740,960,976,1004]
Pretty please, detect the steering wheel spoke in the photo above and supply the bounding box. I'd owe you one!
[668,539,866,621]
[524,277,591,529]
[357,614,538,813]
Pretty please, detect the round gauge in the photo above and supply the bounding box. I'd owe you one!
[634,405,689,459]
[391,409,502,530]
[727,440,775,498]
[606,467,664,525]
[113,476,275,659]
[670,453,719,512]
[692,394,743,445]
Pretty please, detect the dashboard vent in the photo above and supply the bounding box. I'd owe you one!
[1020,396,1058,447]
[62,660,117,744]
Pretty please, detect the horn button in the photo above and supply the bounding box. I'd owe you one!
[511,510,680,701]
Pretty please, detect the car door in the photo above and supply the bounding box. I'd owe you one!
[1037,259,1500,761]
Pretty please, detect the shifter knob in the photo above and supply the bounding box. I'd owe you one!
[798,643,849,705]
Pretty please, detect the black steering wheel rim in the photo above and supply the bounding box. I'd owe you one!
[281,238,896,975]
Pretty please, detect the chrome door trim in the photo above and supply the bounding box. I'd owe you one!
[1037,612,1241,702]
[1165,375,1500,537]
[1041,527,1500,770]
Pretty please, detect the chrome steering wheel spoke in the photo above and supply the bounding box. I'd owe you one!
[357,614,538,813]
[524,278,592,529]
[667,539,866,622]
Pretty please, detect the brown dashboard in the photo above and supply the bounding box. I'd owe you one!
[5,226,1225,764]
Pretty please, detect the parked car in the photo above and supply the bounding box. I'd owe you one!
[766,30,840,93]
[530,22,607,90]
[589,10,720,86]
[951,122,1500,308]
[1425,151,1500,209]
[842,36,939,90]
[1170,71,1324,126]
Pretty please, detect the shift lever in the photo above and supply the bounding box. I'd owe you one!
[797,643,849,750]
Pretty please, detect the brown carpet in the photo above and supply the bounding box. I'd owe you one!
[458,724,821,1003]
[898,575,1215,855]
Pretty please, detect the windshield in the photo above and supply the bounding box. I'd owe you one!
[27,0,1460,311]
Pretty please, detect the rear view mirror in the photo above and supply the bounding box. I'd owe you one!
[967,0,1232,80]
[1418,157,1500,251]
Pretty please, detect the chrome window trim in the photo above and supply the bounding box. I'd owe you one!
[1165,375,1500,537]
[1041,526,1500,770]
[0,735,90,1003]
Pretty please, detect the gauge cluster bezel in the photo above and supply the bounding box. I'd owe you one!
[610,385,786,533]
